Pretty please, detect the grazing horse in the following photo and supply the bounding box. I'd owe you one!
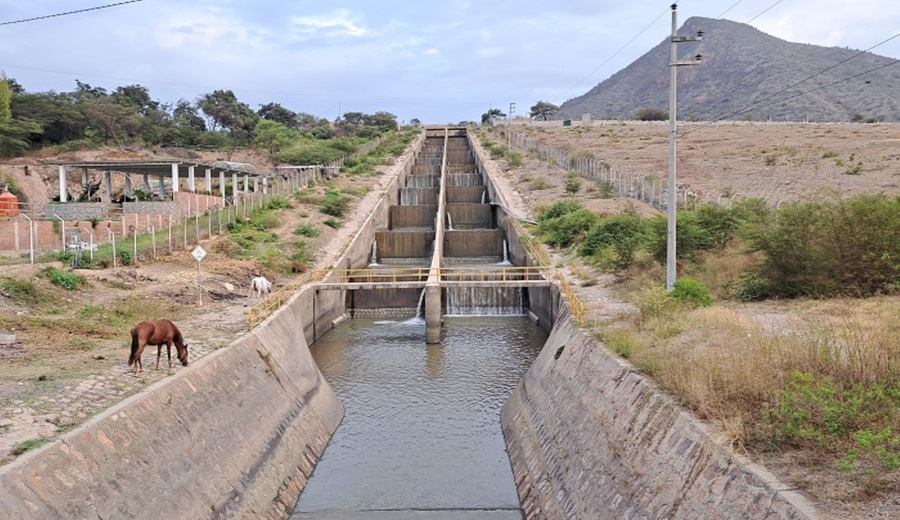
[129,319,188,375]
[250,276,272,298]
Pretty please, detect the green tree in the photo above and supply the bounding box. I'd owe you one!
[529,101,559,121]
[111,84,159,116]
[11,92,87,145]
[258,102,298,128]
[254,119,299,158]
[0,76,41,158]
[481,108,506,125]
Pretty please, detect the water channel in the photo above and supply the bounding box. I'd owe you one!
[291,316,547,519]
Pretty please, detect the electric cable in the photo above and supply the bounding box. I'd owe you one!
[0,0,145,27]
[681,33,900,135]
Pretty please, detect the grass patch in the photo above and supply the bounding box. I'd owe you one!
[38,268,85,291]
[293,223,321,238]
[11,436,51,456]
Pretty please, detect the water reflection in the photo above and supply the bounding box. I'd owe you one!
[293,317,546,517]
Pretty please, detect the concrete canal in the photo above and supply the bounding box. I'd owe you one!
[292,317,547,519]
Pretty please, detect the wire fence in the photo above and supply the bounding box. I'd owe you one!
[499,128,734,212]
[0,160,336,268]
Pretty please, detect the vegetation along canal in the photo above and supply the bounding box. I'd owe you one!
[291,316,547,519]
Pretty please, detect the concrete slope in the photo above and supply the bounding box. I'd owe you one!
[502,311,816,519]
[0,286,343,519]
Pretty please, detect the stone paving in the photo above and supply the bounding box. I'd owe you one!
[0,326,233,464]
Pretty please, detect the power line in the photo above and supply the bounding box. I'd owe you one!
[718,0,746,18]
[681,32,900,135]
[747,0,787,24]
[0,0,145,27]
[550,6,672,103]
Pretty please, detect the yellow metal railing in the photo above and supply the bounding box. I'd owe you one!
[555,271,586,327]
[510,219,585,327]
[247,273,314,330]
[438,265,548,282]
[311,267,431,284]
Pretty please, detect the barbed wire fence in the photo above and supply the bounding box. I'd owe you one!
[497,127,736,212]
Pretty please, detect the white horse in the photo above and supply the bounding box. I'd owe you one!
[250,276,272,298]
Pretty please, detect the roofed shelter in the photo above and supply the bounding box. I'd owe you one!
[50,160,267,206]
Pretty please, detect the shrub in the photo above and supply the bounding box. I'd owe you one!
[320,189,351,217]
[323,218,341,228]
[581,211,647,270]
[670,277,713,307]
[741,195,900,298]
[593,180,615,198]
[538,207,599,248]
[507,151,524,168]
[564,172,583,196]
[39,268,85,291]
[633,107,668,121]
[293,224,321,237]
[535,199,584,222]
[119,250,133,266]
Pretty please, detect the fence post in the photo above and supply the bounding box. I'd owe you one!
[107,228,117,268]
[152,226,156,259]
[168,218,173,254]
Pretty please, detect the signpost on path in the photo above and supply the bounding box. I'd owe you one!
[192,245,207,306]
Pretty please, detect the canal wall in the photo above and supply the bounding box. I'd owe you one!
[0,284,344,519]
[500,310,817,519]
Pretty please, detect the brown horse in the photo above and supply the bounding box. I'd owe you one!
[129,320,188,375]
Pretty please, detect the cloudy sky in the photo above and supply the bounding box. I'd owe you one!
[0,0,897,124]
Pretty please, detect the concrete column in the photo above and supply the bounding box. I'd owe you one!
[188,166,196,192]
[262,177,268,195]
[243,175,249,192]
[253,177,259,193]
[205,169,212,194]
[143,173,151,193]
[103,171,112,203]
[171,163,180,193]
[80,168,88,199]
[157,175,165,199]
[425,283,441,344]
[219,171,226,205]
[124,173,132,199]
[232,174,238,199]
[58,166,67,202]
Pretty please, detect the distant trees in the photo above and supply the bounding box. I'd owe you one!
[481,108,505,125]
[0,75,41,158]
[529,101,559,121]
[0,79,400,158]
[633,107,668,121]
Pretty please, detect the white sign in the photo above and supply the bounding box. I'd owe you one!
[191,245,207,262]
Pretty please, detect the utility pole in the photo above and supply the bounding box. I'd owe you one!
[666,3,703,290]
[508,102,516,151]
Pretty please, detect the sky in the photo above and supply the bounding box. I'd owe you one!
[0,0,898,124]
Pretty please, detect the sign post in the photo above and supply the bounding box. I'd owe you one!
[191,245,207,306]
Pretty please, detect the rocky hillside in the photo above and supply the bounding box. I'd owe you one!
[556,17,900,123]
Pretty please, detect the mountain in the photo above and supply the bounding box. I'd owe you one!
[556,17,900,122]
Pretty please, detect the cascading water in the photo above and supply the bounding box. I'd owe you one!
[496,239,511,266]
[447,212,453,231]
[369,241,379,266]
[445,286,524,316]
[481,191,486,204]
[415,288,426,318]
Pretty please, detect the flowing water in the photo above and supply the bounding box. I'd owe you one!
[291,317,547,519]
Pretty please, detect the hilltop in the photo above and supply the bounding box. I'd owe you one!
[557,17,900,123]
